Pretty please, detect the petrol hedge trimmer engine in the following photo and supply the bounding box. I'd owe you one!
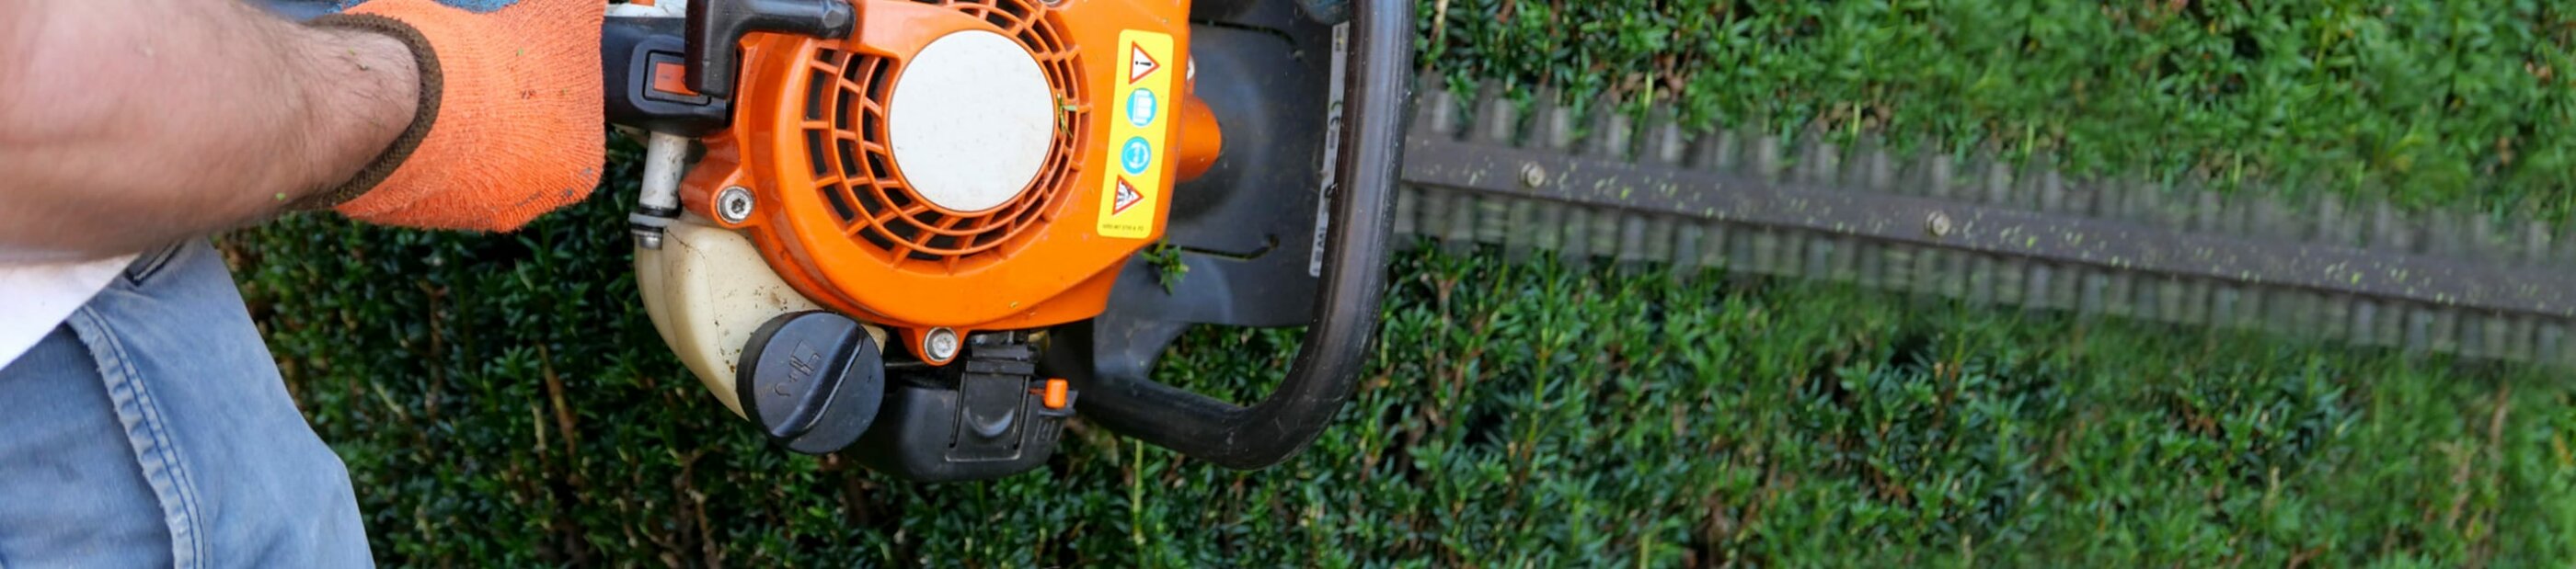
[599,0,1409,481]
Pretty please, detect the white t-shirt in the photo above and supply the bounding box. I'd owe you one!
[0,255,135,368]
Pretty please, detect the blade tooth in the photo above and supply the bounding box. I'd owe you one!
[2560,225,2576,270]
[2541,321,2567,367]
[2316,193,2352,248]
[2403,304,2434,356]
[2376,301,2407,348]
[2249,193,2289,242]
[1640,108,1688,167]
[1975,152,2012,205]
[1535,94,1579,152]
[2519,217,2553,267]
[1586,203,1607,264]
[2211,188,2251,330]
[1419,72,1463,139]
[1442,188,1479,253]
[2107,176,2145,225]
[2432,210,2470,358]
[1808,131,1857,284]
[1917,153,1958,298]
[1878,142,1919,292]
[2425,209,2462,257]
[1855,138,1896,192]
[1503,199,1537,261]
[2099,176,2140,319]
[2472,213,2504,265]
[1418,187,1452,245]
[2494,313,2524,361]
[2219,191,2250,239]
[1698,222,1731,275]
[2017,152,2053,210]
[2186,275,2213,328]
[1644,214,1676,268]
[1796,126,1839,187]
[1783,228,1811,281]
[2155,180,2193,235]
[2319,290,2350,344]
[2064,177,2103,316]
[1687,128,1738,173]
[1968,253,1998,307]
[1899,149,1940,197]
[1593,206,1622,264]
[1474,187,1512,247]
[1558,206,1593,262]
[2077,257,2107,317]
[2368,200,2412,254]
[1834,235,1863,286]
[1804,227,1837,283]
[2351,299,2382,347]
[2333,295,2361,347]
[1470,81,1513,146]
[1530,203,1563,259]
[2462,309,2484,360]
[1964,152,2006,307]
[1393,183,1421,238]
[2032,160,2068,311]
[2250,286,2281,336]
[1856,232,1885,290]
[2433,306,2462,356]
[1923,151,1957,200]
[2191,188,2224,233]
[1673,222,1707,280]
[1750,131,1786,183]
[2064,170,2101,220]
[1616,211,1648,267]
[1581,97,1633,161]
[1746,226,1778,277]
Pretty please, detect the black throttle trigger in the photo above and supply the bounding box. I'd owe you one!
[684,0,857,97]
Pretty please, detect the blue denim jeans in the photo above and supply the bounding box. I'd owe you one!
[0,240,371,567]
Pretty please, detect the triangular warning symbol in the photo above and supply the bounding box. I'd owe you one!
[1128,44,1161,84]
[1111,177,1144,214]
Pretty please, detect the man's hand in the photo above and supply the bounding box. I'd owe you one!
[0,0,420,261]
[0,0,605,262]
[306,0,606,230]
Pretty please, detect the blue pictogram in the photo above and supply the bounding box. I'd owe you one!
[1121,137,1153,175]
[1127,89,1158,127]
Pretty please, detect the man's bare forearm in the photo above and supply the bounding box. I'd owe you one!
[0,0,418,262]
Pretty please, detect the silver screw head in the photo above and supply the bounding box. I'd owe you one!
[924,327,960,361]
[1520,163,1548,188]
[1926,211,1953,237]
[717,187,755,223]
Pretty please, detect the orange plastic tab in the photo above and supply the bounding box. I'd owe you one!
[1041,378,1070,410]
[650,61,697,97]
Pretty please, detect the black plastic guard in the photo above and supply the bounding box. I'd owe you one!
[1054,0,1411,470]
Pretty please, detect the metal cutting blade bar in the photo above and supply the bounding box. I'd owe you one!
[1392,75,2576,366]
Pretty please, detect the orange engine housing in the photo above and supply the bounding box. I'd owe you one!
[679,0,1207,361]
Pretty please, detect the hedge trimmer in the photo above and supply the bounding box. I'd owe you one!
[592,0,1409,481]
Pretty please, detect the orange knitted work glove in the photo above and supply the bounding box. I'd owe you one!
[302,0,604,231]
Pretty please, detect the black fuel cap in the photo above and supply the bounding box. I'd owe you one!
[736,311,886,454]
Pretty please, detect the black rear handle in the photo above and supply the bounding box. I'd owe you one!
[1072,0,1412,470]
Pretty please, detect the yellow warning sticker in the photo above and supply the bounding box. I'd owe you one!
[1097,29,1175,239]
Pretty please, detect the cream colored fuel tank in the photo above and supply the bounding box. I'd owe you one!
[635,216,885,416]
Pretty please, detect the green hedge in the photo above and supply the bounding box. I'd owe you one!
[1420,0,2576,213]
[220,0,2576,564]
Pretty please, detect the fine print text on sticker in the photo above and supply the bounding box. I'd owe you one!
[1098,29,1175,239]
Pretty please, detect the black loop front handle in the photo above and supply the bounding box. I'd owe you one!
[1072,0,1412,470]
